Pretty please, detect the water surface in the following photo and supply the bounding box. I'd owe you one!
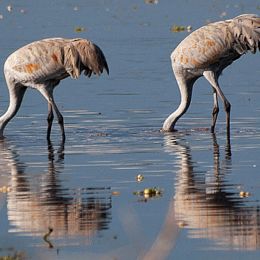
[0,1,260,259]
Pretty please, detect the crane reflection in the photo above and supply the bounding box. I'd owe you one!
[0,139,112,246]
[164,133,260,250]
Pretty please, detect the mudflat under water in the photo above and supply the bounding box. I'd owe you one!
[0,1,260,259]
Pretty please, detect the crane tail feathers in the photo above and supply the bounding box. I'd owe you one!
[93,43,109,75]
[230,14,260,54]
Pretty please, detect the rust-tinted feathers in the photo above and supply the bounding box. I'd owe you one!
[1,37,109,140]
[172,14,260,71]
[163,14,260,133]
[4,37,109,83]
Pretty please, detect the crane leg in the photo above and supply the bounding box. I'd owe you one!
[51,99,65,141]
[203,71,231,134]
[38,86,65,142]
[0,80,27,137]
[211,89,219,133]
[47,103,54,141]
[162,71,194,131]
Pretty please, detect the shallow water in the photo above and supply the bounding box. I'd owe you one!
[0,1,260,259]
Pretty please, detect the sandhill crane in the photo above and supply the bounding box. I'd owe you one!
[1,37,109,141]
[163,14,260,134]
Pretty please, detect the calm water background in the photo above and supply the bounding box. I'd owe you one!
[0,0,260,259]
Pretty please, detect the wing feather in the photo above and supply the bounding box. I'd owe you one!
[229,14,260,54]
[63,43,81,79]
[71,39,109,77]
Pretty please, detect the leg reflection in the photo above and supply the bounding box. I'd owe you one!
[0,139,112,246]
[164,132,260,250]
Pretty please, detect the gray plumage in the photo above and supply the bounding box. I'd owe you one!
[163,14,260,133]
[1,37,109,141]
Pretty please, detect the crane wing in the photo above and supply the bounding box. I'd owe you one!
[71,39,109,77]
[63,43,81,79]
[230,14,260,54]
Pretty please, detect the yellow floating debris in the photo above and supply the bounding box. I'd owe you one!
[74,26,85,33]
[171,24,192,33]
[178,221,188,228]
[144,0,159,4]
[112,191,120,196]
[133,187,163,198]
[186,25,192,32]
[136,174,144,182]
[239,191,250,198]
[0,186,11,193]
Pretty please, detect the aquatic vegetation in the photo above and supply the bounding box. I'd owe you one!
[74,26,85,32]
[0,251,25,260]
[144,0,159,4]
[133,187,163,198]
[171,24,192,33]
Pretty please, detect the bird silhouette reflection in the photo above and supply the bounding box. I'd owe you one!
[0,139,112,246]
[164,133,260,250]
